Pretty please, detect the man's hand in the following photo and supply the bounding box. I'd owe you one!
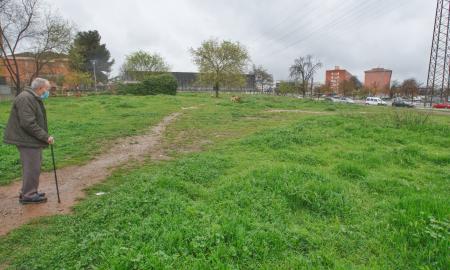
[47,136,55,145]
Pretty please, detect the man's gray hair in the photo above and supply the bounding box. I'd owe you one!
[31,78,50,91]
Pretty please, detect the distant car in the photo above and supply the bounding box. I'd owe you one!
[432,103,450,109]
[365,97,387,106]
[339,97,355,104]
[392,98,414,108]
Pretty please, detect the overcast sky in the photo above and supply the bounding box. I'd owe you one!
[47,0,433,83]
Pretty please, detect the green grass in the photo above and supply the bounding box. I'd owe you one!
[0,94,210,185]
[0,93,449,269]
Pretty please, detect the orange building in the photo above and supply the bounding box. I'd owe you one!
[0,52,71,91]
[325,66,353,94]
[364,68,392,95]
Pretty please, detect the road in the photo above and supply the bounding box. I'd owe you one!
[351,100,450,114]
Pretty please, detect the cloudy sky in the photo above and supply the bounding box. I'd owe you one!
[47,0,433,83]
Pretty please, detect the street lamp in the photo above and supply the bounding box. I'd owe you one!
[90,60,97,92]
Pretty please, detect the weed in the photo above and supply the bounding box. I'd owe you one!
[389,110,431,130]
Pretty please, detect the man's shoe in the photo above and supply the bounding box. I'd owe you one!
[19,192,45,200]
[19,194,48,205]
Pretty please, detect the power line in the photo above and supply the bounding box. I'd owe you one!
[253,0,408,81]
[253,0,377,59]
[309,1,408,52]
[272,1,379,54]
[261,0,395,58]
[249,1,318,44]
[259,0,369,50]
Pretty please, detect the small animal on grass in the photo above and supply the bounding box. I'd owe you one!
[231,96,242,103]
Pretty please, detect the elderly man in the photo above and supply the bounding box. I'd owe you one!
[3,78,55,204]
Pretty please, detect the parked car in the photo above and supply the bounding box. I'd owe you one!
[392,98,414,108]
[339,97,355,104]
[365,97,387,106]
[432,103,450,109]
[324,96,335,102]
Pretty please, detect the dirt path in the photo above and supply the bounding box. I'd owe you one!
[0,112,181,236]
[267,109,335,114]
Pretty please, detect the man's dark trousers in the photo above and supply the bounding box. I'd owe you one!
[17,147,43,199]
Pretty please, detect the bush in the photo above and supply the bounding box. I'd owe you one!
[117,83,141,95]
[118,74,177,96]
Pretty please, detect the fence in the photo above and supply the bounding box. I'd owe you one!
[177,86,262,93]
[0,85,12,101]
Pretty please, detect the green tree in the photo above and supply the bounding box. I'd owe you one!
[315,84,331,100]
[358,88,371,98]
[191,39,250,98]
[120,51,170,81]
[278,81,296,96]
[64,71,93,90]
[251,64,273,93]
[69,30,114,83]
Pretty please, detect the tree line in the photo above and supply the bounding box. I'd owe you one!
[0,0,424,100]
[0,0,269,97]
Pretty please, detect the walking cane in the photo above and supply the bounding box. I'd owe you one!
[50,144,61,203]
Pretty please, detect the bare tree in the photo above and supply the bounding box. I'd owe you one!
[401,79,420,103]
[28,11,74,85]
[389,80,401,99]
[0,0,39,94]
[0,0,73,94]
[0,0,8,10]
[340,76,362,97]
[251,64,273,93]
[289,55,322,98]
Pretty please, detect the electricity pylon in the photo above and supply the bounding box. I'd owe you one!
[426,0,450,106]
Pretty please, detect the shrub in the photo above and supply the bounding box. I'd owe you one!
[118,74,178,96]
[117,83,141,95]
[142,74,178,95]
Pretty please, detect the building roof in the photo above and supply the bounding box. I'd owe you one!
[327,66,346,71]
[365,68,392,73]
[326,66,353,75]
[4,52,69,60]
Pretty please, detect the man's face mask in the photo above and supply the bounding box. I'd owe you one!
[40,90,50,100]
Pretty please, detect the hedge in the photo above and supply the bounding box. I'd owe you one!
[118,74,177,96]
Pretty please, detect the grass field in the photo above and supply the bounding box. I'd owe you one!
[0,93,449,269]
[0,95,205,185]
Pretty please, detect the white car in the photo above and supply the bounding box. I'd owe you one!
[365,97,387,106]
[339,97,355,104]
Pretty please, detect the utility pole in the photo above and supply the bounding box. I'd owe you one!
[426,0,450,107]
[91,60,97,92]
